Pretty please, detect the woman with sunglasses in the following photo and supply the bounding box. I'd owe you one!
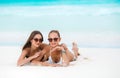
[17,30,50,66]
[45,30,80,67]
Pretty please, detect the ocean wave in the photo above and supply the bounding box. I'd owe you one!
[0,5,120,16]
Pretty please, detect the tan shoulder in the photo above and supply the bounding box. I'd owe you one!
[39,43,49,50]
[23,47,30,51]
[22,47,31,54]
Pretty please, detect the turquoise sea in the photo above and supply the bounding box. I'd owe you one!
[0,0,120,48]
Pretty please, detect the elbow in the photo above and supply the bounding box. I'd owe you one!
[17,63,22,67]
[17,61,24,66]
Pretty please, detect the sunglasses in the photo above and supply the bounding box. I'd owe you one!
[48,38,59,42]
[33,38,42,42]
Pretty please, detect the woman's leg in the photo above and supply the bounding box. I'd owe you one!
[61,42,80,62]
[65,49,74,62]
[72,42,80,60]
[61,43,74,62]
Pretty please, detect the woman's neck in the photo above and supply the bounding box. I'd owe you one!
[31,46,37,52]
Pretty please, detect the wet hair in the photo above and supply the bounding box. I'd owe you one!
[48,30,60,38]
[22,30,43,50]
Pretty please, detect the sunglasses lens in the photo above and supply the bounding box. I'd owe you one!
[39,39,43,42]
[48,38,52,42]
[34,38,42,42]
[54,38,58,41]
[34,39,38,42]
[48,38,58,42]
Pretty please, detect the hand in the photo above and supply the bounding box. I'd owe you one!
[61,43,68,50]
[53,46,63,51]
[32,52,40,58]
[50,46,64,53]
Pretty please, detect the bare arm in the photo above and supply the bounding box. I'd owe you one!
[30,45,50,64]
[17,49,40,66]
[61,50,69,66]
[61,43,74,61]
[51,46,70,67]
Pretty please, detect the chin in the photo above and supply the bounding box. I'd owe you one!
[35,45,39,48]
[51,45,57,48]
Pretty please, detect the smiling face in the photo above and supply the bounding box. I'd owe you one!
[48,31,61,48]
[31,34,42,48]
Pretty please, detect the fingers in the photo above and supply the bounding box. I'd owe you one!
[61,43,68,50]
[33,52,40,58]
[55,46,63,51]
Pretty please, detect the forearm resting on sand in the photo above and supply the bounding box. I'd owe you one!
[17,55,37,66]
[61,50,69,66]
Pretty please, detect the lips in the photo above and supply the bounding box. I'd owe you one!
[35,43,40,47]
[51,43,57,47]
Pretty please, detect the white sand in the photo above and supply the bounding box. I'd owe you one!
[0,46,120,78]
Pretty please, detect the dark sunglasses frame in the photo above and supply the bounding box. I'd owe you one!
[33,38,42,42]
[48,38,59,42]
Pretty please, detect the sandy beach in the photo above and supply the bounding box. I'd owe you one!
[0,46,120,78]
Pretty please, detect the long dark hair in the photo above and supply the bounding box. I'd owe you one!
[22,30,43,50]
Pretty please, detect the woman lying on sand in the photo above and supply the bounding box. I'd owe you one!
[17,30,50,66]
[42,30,80,67]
